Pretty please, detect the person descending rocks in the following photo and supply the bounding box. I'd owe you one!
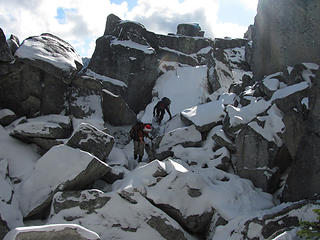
[153,97,172,125]
[130,121,153,162]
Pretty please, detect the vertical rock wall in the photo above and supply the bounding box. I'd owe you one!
[252,0,320,80]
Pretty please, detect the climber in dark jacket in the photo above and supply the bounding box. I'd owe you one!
[153,97,172,124]
[130,122,153,162]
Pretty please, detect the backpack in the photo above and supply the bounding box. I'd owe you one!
[161,97,171,106]
[130,122,144,140]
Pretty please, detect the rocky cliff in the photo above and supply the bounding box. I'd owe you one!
[252,0,320,80]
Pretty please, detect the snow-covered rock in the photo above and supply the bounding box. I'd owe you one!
[115,159,274,235]
[10,114,72,143]
[171,127,231,170]
[211,125,235,152]
[48,189,193,240]
[11,121,69,140]
[0,159,23,239]
[0,126,40,182]
[17,144,111,218]
[3,224,100,240]
[157,125,202,154]
[66,123,114,162]
[181,101,226,132]
[0,109,17,126]
[216,197,320,240]
[15,33,83,80]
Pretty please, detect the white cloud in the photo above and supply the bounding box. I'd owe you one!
[0,0,257,57]
[126,0,219,36]
[0,0,128,56]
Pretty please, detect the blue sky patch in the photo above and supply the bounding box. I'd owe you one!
[217,0,255,26]
[55,7,77,24]
[110,0,137,10]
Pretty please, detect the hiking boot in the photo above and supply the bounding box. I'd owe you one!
[138,156,142,162]
[134,154,137,159]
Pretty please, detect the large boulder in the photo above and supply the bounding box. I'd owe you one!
[10,115,72,144]
[11,120,70,141]
[233,126,283,193]
[115,159,274,236]
[0,33,83,117]
[252,0,320,80]
[181,101,226,132]
[177,23,204,37]
[48,189,193,240]
[15,33,83,81]
[70,69,129,119]
[66,123,114,161]
[3,224,100,240]
[17,144,111,218]
[156,125,202,155]
[101,89,136,126]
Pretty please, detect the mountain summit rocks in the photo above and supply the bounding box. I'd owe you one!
[88,14,212,113]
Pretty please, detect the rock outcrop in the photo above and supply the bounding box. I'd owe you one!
[88,14,213,113]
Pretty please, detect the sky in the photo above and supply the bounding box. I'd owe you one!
[0,0,258,57]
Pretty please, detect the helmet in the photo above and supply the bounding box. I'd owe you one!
[143,124,152,132]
